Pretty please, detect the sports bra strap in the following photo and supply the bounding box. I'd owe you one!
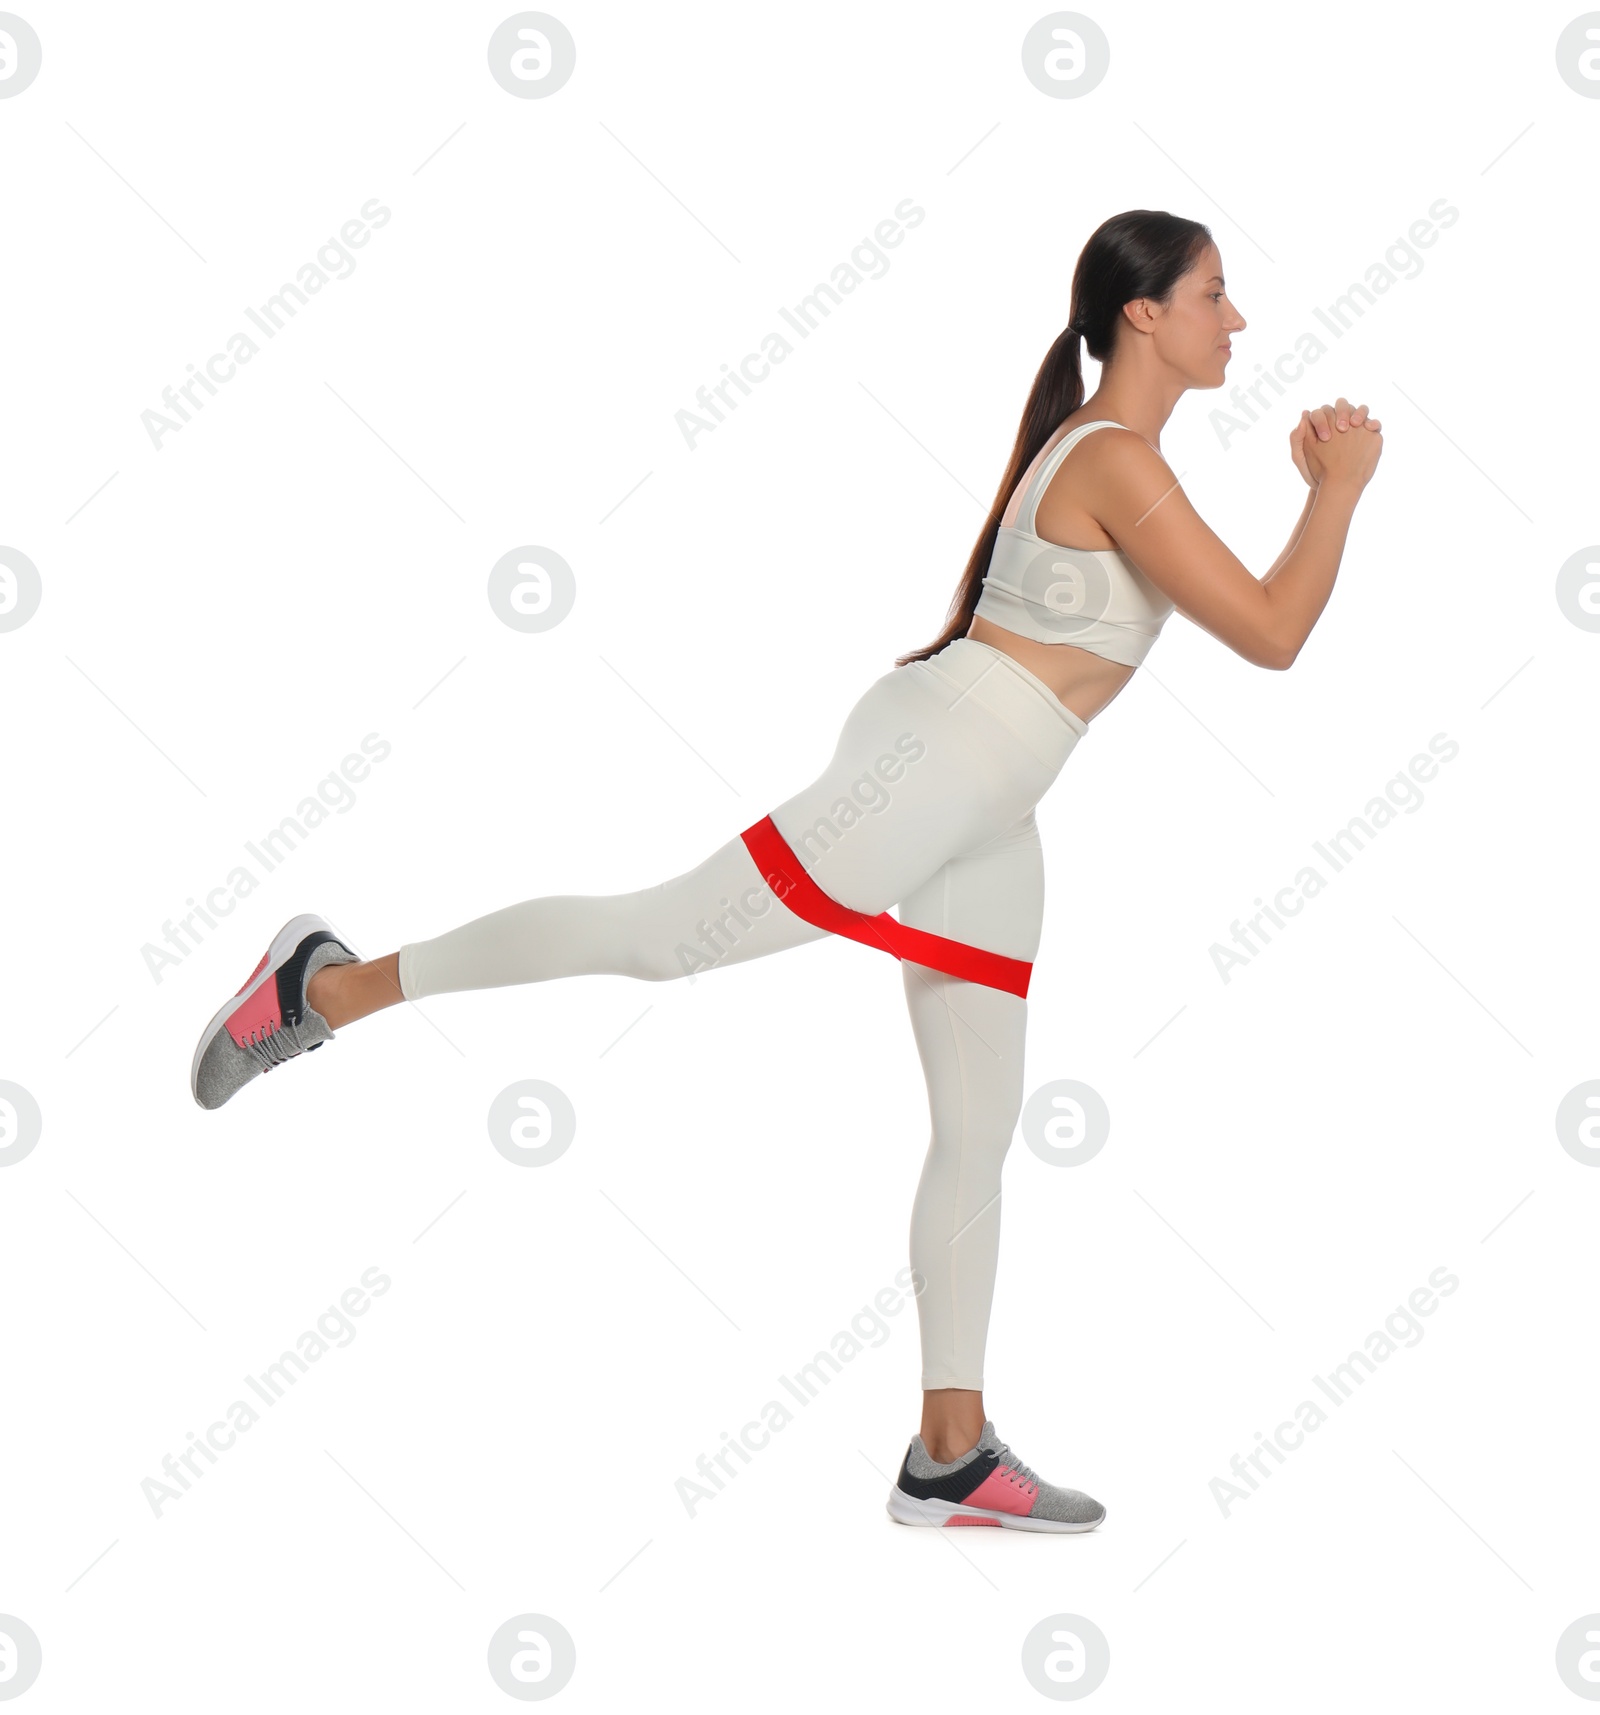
[1017,419,1126,537]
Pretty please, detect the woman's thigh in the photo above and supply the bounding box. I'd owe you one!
[896,807,1047,965]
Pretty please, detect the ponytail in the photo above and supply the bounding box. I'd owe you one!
[894,323,1087,666]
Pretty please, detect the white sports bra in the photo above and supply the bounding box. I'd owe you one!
[973,418,1175,667]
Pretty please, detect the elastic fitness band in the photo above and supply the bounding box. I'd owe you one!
[739,816,1033,999]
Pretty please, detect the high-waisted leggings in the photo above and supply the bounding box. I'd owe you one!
[398,636,1089,1390]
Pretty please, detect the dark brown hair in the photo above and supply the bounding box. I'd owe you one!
[896,209,1213,666]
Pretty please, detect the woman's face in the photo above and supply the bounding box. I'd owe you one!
[1159,244,1246,387]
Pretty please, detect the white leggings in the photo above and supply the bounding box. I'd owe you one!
[398,637,1088,1390]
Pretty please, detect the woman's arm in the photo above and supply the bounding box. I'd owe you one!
[1263,486,1317,580]
[1256,473,1363,668]
[1083,398,1382,670]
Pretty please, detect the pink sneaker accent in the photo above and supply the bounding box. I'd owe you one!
[945,1515,1001,1527]
[963,1465,1038,1517]
[225,974,283,1047]
[235,951,270,996]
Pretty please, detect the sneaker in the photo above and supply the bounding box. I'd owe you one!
[886,1419,1105,1532]
[191,914,362,1110]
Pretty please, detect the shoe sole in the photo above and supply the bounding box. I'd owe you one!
[885,1485,1105,1533]
[190,913,360,1107]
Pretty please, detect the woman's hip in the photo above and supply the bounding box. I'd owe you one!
[765,645,1083,917]
[916,636,1088,756]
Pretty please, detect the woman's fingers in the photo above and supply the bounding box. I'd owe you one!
[1305,400,1383,439]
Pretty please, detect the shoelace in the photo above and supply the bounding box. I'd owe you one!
[991,1439,1041,1490]
[244,1018,311,1071]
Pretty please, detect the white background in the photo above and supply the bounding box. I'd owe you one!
[3,0,1597,1707]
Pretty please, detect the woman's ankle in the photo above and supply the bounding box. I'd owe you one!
[307,953,404,1029]
[920,1387,985,1463]
[305,961,352,1025]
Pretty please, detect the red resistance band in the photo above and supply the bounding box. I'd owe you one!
[739,815,1032,999]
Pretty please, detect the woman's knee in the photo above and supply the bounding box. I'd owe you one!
[618,946,692,983]
[608,881,772,982]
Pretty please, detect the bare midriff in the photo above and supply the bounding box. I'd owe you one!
[965,615,1138,725]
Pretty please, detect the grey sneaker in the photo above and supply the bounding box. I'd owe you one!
[191,914,362,1110]
[886,1419,1106,1532]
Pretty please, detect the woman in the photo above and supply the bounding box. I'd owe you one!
[190,210,1382,1533]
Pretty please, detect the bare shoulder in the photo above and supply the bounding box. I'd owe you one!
[1075,422,1183,516]
[1075,420,1168,470]
[1035,420,1170,549]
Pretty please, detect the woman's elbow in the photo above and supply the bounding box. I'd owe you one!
[1254,616,1302,670]
[1230,630,1297,670]
[1201,610,1300,669]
